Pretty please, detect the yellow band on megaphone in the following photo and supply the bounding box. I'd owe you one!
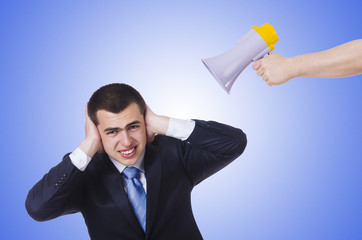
[251,23,279,51]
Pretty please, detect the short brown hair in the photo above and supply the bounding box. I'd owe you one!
[87,83,146,125]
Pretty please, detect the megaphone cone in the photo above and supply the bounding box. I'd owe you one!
[202,23,279,93]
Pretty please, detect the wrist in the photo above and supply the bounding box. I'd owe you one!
[79,137,100,158]
[154,115,169,135]
[149,114,169,135]
[289,55,303,79]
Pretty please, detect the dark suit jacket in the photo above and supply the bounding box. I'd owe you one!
[26,120,247,240]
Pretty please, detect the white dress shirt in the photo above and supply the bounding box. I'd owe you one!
[69,118,195,192]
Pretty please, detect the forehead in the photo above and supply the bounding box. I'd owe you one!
[96,103,144,127]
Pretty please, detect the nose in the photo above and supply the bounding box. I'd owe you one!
[119,131,132,147]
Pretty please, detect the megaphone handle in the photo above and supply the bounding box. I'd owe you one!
[252,47,272,62]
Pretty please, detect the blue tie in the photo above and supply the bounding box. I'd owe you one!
[122,167,147,232]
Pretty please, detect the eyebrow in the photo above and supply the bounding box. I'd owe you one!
[103,120,141,133]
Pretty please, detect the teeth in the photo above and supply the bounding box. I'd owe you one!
[121,147,135,155]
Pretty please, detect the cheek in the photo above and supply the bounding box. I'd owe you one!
[134,131,147,144]
[101,136,117,150]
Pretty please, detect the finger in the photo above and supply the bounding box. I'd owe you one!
[262,74,268,82]
[85,102,89,115]
[252,60,261,70]
[256,67,264,76]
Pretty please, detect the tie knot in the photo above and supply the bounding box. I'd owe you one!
[122,167,140,179]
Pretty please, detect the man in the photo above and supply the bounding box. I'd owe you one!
[26,83,247,240]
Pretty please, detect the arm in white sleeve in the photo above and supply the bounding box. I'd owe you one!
[69,147,92,171]
[166,118,195,141]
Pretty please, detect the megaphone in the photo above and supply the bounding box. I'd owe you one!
[202,23,279,93]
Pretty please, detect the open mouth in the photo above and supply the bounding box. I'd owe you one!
[119,146,137,158]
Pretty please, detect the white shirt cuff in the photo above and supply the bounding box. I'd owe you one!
[69,147,92,171]
[166,118,195,141]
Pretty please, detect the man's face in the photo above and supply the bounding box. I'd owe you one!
[96,103,147,166]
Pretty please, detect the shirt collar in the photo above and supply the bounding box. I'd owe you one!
[109,149,145,174]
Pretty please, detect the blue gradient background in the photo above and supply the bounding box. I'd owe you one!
[1,1,361,239]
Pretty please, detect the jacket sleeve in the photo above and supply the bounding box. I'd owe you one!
[25,154,84,222]
[181,120,247,186]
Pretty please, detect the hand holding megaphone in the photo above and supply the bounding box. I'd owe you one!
[252,53,292,86]
[202,23,279,93]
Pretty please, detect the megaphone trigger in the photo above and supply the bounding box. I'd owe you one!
[252,47,273,62]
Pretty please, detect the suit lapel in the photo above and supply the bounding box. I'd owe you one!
[144,144,161,235]
[99,154,144,235]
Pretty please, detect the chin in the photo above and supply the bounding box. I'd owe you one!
[117,155,139,166]
[121,159,138,166]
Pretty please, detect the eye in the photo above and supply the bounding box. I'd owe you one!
[106,130,116,135]
[128,125,139,131]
